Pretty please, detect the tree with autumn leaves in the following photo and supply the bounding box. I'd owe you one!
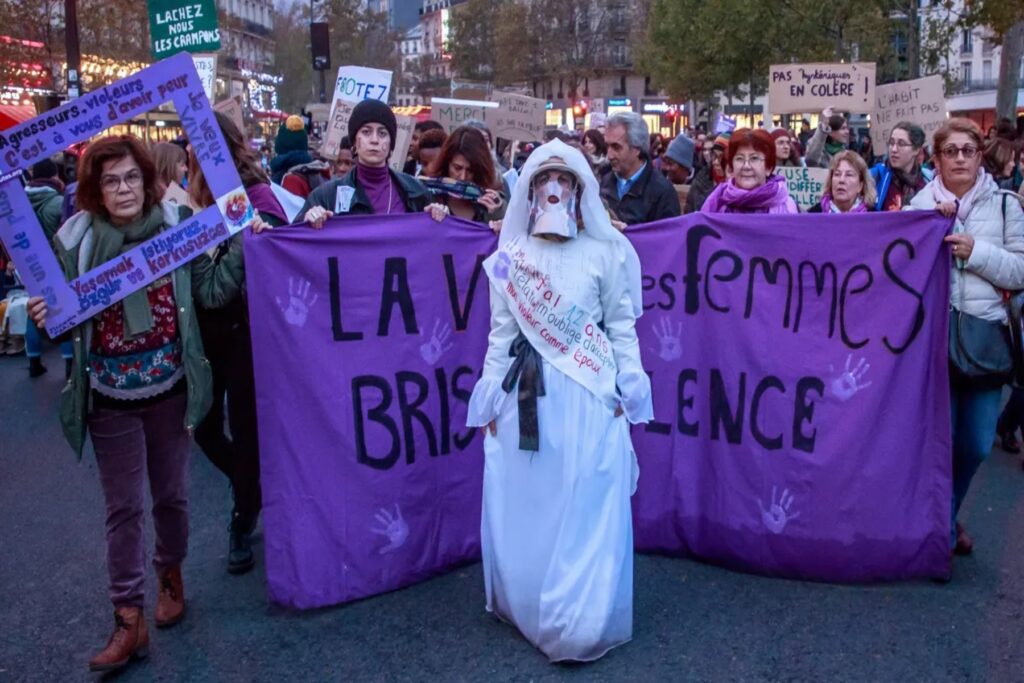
[0,0,150,96]
[448,0,628,100]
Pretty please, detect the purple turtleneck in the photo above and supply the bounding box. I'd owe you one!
[357,162,406,215]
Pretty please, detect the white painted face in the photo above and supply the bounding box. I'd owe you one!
[528,169,579,239]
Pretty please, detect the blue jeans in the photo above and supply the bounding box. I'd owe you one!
[950,384,1003,529]
[24,322,72,359]
[997,387,1024,436]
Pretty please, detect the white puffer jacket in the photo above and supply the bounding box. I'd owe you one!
[910,173,1024,322]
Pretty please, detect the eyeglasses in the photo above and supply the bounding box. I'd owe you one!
[888,139,914,149]
[732,155,765,168]
[939,145,979,160]
[100,169,143,194]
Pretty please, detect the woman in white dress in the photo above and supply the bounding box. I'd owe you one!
[467,140,653,662]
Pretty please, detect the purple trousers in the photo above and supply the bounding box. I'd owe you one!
[88,392,190,608]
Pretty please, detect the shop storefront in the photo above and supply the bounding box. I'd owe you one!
[641,100,686,138]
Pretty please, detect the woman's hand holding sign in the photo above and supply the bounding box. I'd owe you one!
[27,297,47,328]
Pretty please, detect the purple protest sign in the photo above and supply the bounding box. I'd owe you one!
[627,211,953,582]
[0,52,252,337]
[244,213,496,608]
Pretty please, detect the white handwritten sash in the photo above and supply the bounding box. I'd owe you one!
[484,236,618,408]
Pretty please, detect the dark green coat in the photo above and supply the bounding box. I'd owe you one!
[53,202,245,456]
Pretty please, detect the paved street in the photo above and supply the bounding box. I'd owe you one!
[1,347,1023,682]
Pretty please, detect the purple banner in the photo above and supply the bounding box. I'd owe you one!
[247,210,953,606]
[244,213,496,608]
[627,211,953,582]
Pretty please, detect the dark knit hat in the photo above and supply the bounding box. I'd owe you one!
[275,115,309,155]
[30,158,59,180]
[348,99,397,153]
[664,135,695,172]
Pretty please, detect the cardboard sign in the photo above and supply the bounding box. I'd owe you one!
[769,63,876,114]
[147,0,221,59]
[321,66,394,160]
[432,97,497,134]
[0,52,253,337]
[214,96,244,134]
[192,53,217,101]
[389,114,415,173]
[321,99,357,160]
[489,93,545,141]
[872,75,947,156]
[780,166,830,211]
[333,65,393,104]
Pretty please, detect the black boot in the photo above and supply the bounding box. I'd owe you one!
[227,514,255,575]
[28,357,47,378]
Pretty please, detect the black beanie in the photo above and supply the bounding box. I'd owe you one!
[348,99,398,153]
[30,158,59,180]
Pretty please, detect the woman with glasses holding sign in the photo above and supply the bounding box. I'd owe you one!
[909,118,1024,559]
[869,122,934,212]
[26,135,246,674]
[700,128,799,214]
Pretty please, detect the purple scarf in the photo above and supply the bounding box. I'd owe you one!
[357,163,407,215]
[245,182,289,225]
[701,175,797,214]
[819,194,868,213]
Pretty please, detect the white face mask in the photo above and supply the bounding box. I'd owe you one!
[528,172,579,239]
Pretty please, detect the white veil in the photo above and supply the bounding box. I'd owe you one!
[500,139,645,318]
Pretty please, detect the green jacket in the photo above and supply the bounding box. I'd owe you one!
[26,184,64,242]
[53,202,245,456]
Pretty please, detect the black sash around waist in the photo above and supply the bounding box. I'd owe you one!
[501,333,545,452]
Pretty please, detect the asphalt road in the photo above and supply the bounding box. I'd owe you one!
[1,347,1023,682]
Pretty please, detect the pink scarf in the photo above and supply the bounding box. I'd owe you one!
[930,168,987,222]
[701,175,796,214]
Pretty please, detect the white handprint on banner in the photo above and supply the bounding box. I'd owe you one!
[649,317,683,361]
[371,504,409,555]
[758,486,800,534]
[420,318,454,365]
[276,277,319,328]
[828,354,873,401]
[493,251,511,280]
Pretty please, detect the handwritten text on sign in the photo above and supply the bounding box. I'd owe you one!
[0,53,252,337]
[769,63,876,114]
[322,66,393,160]
[872,76,947,157]
[147,0,221,59]
[489,93,546,141]
[433,98,493,134]
[780,166,829,212]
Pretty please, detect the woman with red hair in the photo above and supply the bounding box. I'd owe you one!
[26,135,245,673]
[700,128,798,214]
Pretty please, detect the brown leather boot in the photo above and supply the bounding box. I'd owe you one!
[88,607,149,672]
[155,566,186,628]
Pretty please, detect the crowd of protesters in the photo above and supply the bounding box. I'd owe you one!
[3,91,1024,672]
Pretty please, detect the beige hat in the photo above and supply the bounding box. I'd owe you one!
[528,156,578,185]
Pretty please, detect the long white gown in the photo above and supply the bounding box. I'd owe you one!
[467,232,652,662]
